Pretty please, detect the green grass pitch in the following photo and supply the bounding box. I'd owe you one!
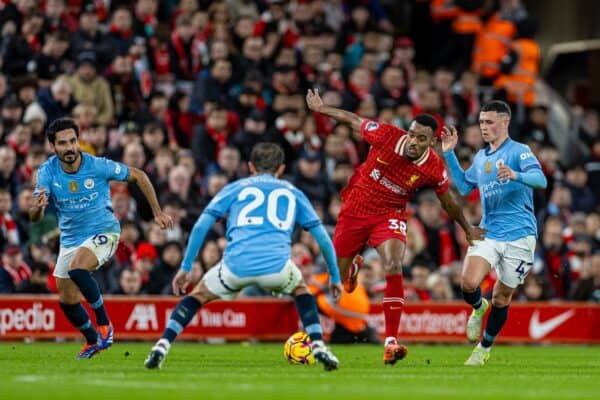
[1,342,598,400]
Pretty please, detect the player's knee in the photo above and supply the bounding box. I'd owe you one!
[58,288,80,304]
[189,283,216,304]
[292,284,309,297]
[383,259,403,274]
[460,277,480,293]
[68,248,98,271]
[491,292,512,307]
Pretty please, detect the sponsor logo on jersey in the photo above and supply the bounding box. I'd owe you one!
[370,168,381,181]
[407,175,420,186]
[369,168,408,195]
[84,178,94,189]
[68,181,78,192]
[376,157,389,165]
[115,164,121,174]
[520,152,533,160]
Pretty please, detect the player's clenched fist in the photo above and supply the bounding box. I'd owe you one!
[306,88,324,112]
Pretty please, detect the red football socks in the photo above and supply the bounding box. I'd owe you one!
[382,274,405,339]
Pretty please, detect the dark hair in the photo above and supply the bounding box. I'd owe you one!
[481,101,512,118]
[250,143,285,173]
[30,261,50,275]
[46,117,79,144]
[414,113,439,135]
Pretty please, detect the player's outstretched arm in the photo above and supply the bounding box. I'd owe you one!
[306,88,363,132]
[173,212,219,294]
[127,167,173,229]
[308,224,342,301]
[437,191,487,246]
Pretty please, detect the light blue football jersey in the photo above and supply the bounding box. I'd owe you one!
[35,153,130,247]
[204,174,321,277]
[462,138,542,241]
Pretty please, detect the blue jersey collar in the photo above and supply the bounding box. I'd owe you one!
[485,137,511,156]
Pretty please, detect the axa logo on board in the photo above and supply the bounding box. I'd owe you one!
[0,303,55,335]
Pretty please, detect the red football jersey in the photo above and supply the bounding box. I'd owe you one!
[340,119,449,216]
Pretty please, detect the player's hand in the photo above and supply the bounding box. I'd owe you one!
[154,211,174,230]
[306,88,324,112]
[329,282,343,302]
[465,226,487,245]
[33,188,48,209]
[440,125,459,153]
[172,269,193,295]
[497,165,516,181]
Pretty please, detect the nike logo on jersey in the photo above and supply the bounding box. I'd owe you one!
[376,157,389,165]
[528,309,575,339]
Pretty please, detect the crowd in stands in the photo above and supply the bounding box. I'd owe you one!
[0,0,598,321]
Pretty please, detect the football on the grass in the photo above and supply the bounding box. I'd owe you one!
[284,332,315,365]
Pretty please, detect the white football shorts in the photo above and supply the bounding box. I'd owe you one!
[202,259,303,300]
[54,232,120,278]
[466,235,537,288]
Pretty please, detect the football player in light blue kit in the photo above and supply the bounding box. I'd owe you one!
[145,143,342,371]
[30,117,173,359]
[441,101,547,365]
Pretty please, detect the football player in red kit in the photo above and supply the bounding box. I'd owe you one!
[306,89,486,365]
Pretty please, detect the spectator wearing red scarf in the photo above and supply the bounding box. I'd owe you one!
[132,0,158,39]
[341,67,373,112]
[536,216,572,299]
[0,245,30,293]
[43,0,78,33]
[191,105,234,173]
[106,7,134,56]
[169,15,201,82]
[413,190,462,267]
[0,188,19,249]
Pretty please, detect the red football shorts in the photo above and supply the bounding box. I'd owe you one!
[333,211,407,258]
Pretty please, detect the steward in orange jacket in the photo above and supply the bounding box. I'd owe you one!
[472,12,516,81]
[494,18,540,107]
[308,272,380,344]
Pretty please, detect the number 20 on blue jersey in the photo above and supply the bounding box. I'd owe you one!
[235,187,296,230]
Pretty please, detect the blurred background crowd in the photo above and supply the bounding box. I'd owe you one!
[0,0,598,337]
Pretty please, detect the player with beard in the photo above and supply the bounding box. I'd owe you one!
[30,117,173,358]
